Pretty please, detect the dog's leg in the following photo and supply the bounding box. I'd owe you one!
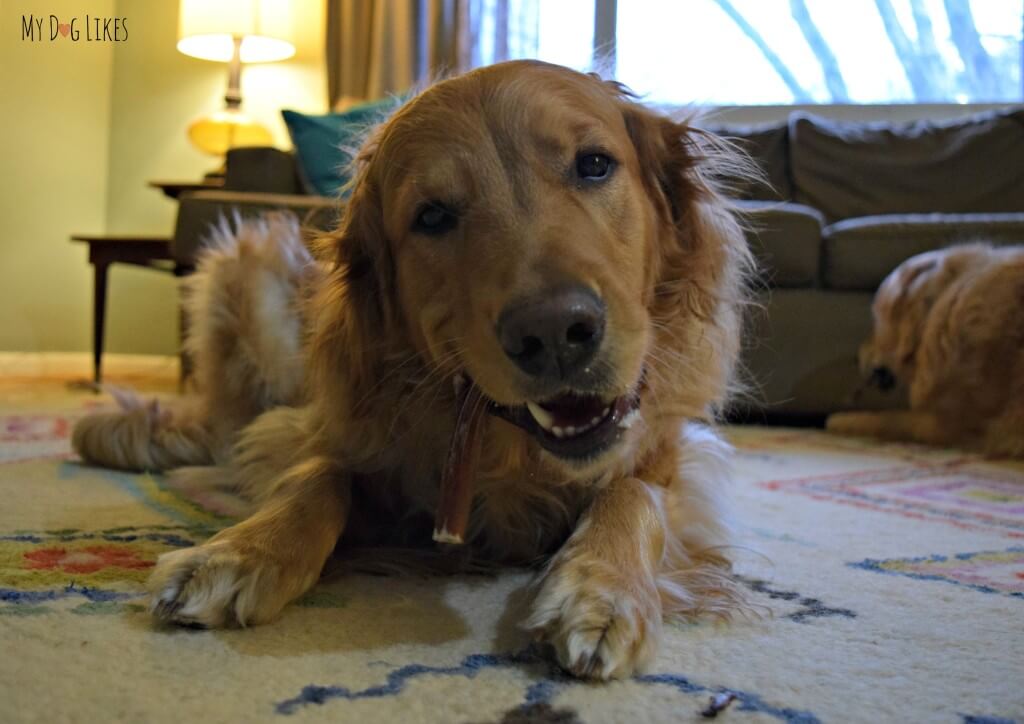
[148,456,349,628]
[826,410,957,446]
[525,476,668,680]
[526,425,735,680]
[985,405,1024,458]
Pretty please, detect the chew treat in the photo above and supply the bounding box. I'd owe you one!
[433,375,487,545]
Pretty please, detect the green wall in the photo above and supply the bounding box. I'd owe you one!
[0,0,326,356]
[0,0,115,353]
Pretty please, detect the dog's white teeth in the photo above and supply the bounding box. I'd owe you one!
[618,409,640,430]
[527,402,555,431]
[531,401,617,440]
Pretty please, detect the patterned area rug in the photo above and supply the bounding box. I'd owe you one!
[1,356,1022,723]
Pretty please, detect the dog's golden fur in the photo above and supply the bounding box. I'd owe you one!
[73,61,754,679]
[828,243,1024,457]
[73,213,320,473]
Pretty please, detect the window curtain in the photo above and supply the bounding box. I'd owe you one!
[325,0,540,110]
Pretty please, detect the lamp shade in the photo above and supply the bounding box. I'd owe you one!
[177,0,295,63]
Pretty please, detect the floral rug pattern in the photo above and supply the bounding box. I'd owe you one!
[1,371,1021,723]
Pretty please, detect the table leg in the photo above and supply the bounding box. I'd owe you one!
[93,259,110,386]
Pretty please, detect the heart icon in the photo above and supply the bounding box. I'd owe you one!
[58,23,71,37]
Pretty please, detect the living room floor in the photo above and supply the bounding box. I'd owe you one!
[1,355,1021,723]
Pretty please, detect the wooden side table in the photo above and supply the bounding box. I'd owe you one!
[71,235,191,384]
[148,178,224,200]
[71,181,223,386]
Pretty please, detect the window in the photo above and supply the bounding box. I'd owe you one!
[521,0,1024,104]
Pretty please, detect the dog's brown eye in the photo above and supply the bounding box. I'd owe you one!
[576,153,613,181]
[413,203,457,235]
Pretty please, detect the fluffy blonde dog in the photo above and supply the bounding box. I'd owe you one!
[828,243,1024,457]
[73,61,753,679]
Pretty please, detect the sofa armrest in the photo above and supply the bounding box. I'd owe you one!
[171,190,341,265]
[738,200,825,288]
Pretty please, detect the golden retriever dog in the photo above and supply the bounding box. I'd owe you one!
[72,60,753,679]
[827,243,1024,457]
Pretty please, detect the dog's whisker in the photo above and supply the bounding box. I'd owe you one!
[350,337,466,414]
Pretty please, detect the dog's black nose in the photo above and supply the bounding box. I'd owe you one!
[870,366,896,391]
[497,286,605,379]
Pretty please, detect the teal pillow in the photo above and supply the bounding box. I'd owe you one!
[282,97,401,197]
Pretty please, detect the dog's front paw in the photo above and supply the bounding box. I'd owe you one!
[524,556,662,680]
[825,411,876,436]
[147,541,296,628]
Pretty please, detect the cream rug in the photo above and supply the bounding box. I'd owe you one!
[1,355,1021,723]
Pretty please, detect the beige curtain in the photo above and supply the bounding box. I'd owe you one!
[325,0,540,110]
[326,0,466,110]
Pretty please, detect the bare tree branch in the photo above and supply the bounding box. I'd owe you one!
[874,0,939,100]
[494,0,509,61]
[943,0,1005,98]
[710,0,813,102]
[790,0,848,101]
[909,0,951,95]
[908,0,942,74]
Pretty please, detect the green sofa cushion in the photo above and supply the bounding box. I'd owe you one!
[708,121,791,201]
[282,98,401,197]
[791,110,1024,224]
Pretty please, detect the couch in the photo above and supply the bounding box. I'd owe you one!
[170,146,341,270]
[170,108,1024,419]
[716,108,1024,418]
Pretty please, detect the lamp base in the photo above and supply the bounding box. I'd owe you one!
[187,107,273,157]
[202,165,227,181]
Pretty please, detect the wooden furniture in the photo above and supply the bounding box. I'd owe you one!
[75,172,323,387]
[148,178,224,200]
[70,235,191,385]
[71,180,222,386]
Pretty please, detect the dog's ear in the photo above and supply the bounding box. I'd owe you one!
[334,176,397,333]
[604,82,756,409]
[309,150,402,459]
[616,98,698,226]
[606,85,751,227]
[894,306,923,370]
[891,256,942,370]
[608,85,752,272]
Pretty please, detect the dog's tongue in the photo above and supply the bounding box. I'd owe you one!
[433,376,486,545]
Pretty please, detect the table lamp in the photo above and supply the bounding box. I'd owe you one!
[177,0,295,164]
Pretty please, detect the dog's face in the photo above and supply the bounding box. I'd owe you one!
[332,61,734,470]
[860,246,983,390]
[859,254,938,391]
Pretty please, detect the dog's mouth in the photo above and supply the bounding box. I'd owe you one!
[472,376,644,462]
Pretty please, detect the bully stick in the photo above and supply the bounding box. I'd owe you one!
[433,375,487,545]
